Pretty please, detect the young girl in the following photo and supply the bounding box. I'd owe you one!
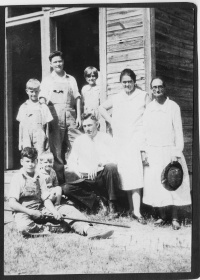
[81,66,100,119]
[39,152,62,206]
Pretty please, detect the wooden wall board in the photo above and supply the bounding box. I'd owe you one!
[155,19,194,43]
[107,59,144,74]
[107,37,143,53]
[107,8,143,20]
[107,49,144,63]
[107,15,143,32]
[155,8,194,32]
[158,7,194,23]
[107,26,144,42]
[156,64,193,83]
[156,52,193,71]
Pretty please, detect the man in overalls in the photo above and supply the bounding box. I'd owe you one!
[39,51,82,184]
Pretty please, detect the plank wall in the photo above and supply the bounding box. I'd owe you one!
[106,8,146,96]
[154,7,194,172]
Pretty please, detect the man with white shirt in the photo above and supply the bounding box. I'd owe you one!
[62,113,121,215]
[39,51,82,184]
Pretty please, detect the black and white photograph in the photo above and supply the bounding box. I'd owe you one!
[3,2,199,277]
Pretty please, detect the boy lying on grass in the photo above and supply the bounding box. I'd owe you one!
[9,147,114,239]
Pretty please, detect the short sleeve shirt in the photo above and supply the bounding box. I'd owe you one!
[39,71,80,104]
[16,100,53,126]
[81,84,100,114]
[39,168,59,189]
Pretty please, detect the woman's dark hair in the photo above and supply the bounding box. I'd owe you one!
[150,76,166,88]
[120,69,136,83]
[21,147,38,160]
[49,51,64,62]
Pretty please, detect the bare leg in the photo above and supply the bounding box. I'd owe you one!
[127,190,134,212]
[54,186,62,206]
[132,189,142,217]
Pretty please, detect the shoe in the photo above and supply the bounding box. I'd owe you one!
[130,213,147,225]
[22,226,51,238]
[87,227,114,240]
[108,201,115,214]
[98,197,108,214]
[172,219,181,230]
[45,221,70,233]
[108,201,119,218]
[154,218,166,226]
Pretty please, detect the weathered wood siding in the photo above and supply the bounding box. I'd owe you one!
[154,7,194,172]
[106,8,146,96]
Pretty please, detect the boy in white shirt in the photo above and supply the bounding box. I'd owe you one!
[16,79,53,155]
[9,147,114,239]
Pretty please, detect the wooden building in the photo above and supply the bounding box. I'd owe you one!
[5,5,195,174]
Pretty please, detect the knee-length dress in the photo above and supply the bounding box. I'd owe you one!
[111,88,148,191]
[142,98,191,207]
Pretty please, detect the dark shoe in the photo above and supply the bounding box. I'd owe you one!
[131,213,147,225]
[97,197,108,214]
[154,218,166,226]
[22,225,51,238]
[172,219,181,230]
[108,201,119,219]
[45,221,70,233]
[87,227,114,240]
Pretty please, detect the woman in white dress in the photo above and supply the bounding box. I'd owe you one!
[142,77,191,230]
[99,69,150,224]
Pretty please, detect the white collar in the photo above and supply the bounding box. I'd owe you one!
[20,168,40,181]
[150,97,169,112]
[51,71,70,79]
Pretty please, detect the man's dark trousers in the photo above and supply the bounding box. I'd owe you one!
[62,164,120,209]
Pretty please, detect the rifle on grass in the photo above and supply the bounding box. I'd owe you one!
[4,209,130,228]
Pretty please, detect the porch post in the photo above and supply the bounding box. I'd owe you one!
[40,8,57,79]
[5,29,13,169]
[99,8,107,103]
[99,8,107,131]
[143,8,156,99]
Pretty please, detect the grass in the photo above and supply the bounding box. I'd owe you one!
[4,204,192,275]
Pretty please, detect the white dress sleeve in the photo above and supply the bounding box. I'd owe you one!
[171,103,184,157]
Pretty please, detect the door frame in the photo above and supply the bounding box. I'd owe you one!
[5,7,107,169]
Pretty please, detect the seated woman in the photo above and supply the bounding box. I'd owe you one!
[142,77,191,230]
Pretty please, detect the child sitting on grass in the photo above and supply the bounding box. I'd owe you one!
[39,151,62,206]
[16,79,53,155]
[9,147,114,239]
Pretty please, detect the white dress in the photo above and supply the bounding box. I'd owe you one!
[142,98,191,207]
[111,88,148,190]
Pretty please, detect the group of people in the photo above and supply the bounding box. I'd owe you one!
[9,50,191,238]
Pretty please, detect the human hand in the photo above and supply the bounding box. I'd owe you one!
[141,151,149,166]
[29,209,42,219]
[52,210,62,220]
[88,166,98,180]
[54,201,60,206]
[76,117,82,129]
[44,136,49,150]
[171,156,179,163]
[39,97,46,104]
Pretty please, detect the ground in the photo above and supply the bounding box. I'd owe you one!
[4,199,192,275]
[4,171,192,275]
